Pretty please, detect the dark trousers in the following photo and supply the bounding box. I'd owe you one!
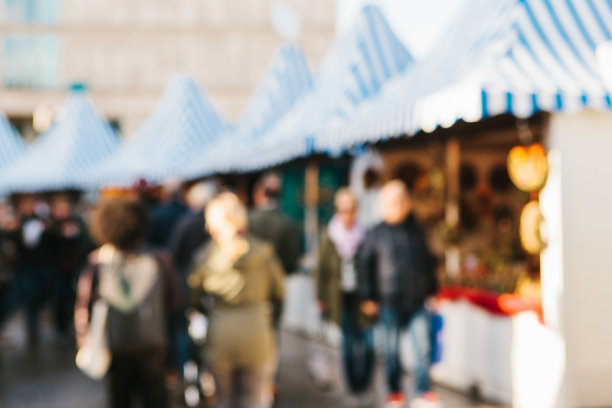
[108,347,168,408]
[53,272,76,335]
[341,293,375,394]
[0,263,47,345]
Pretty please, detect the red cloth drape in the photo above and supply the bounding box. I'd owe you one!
[437,286,543,321]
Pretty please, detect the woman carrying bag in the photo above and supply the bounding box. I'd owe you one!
[75,197,179,408]
[315,188,375,407]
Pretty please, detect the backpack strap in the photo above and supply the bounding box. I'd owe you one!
[75,254,101,346]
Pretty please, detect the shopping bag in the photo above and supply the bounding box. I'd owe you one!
[75,300,112,379]
[305,324,337,392]
[430,313,443,364]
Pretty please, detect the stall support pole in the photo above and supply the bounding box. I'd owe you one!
[304,163,319,264]
[445,138,461,279]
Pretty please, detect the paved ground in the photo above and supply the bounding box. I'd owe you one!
[0,311,104,408]
[0,311,505,408]
[275,331,504,408]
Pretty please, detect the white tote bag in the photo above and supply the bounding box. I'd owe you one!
[305,323,337,392]
[75,300,112,380]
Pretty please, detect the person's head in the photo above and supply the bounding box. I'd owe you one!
[205,192,247,244]
[17,195,36,217]
[253,172,281,208]
[51,195,72,220]
[0,202,18,231]
[90,197,149,251]
[379,180,412,225]
[160,177,183,202]
[185,181,217,211]
[334,188,358,229]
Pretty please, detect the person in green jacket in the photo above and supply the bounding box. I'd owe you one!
[315,188,375,407]
[248,172,302,275]
[188,192,284,408]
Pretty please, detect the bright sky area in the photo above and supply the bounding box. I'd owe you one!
[336,0,467,58]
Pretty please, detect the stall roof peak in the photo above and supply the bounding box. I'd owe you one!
[0,92,119,193]
[81,74,230,188]
[179,42,316,179]
[236,42,313,137]
[0,112,27,172]
[217,4,416,173]
[318,4,414,95]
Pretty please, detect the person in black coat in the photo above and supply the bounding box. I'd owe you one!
[168,181,216,378]
[248,172,302,276]
[358,180,439,407]
[170,182,216,278]
[0,203,21,330]
[147,181,189,249]
[48,195,94,337]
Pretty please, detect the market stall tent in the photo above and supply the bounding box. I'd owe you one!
[0,112,27,171]
[83,74,229,188]
[181,43,313,178]
[221,4,414,173]
[233,43,313,140]
[315,0,612,154]
[310,1,612,407]
[0,91,119,193]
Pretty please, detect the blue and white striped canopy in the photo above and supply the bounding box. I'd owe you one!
[84,74,229,188]
[316,0,612,153]
[221,4,414,172]
[182,43,313,178]
[0,92,119,194]
[0,113,26,171]
[235,43,313,139]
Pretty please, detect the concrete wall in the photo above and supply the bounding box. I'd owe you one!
[540,111,612,407]
[0,0,335,136]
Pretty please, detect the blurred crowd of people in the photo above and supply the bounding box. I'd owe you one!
[0,194,93,349]
[0,173,441,408]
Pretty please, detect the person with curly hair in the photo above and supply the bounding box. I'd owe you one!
[75,197,178,408]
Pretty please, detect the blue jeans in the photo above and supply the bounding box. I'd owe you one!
[341,293,375,393]
[380,306,432,395]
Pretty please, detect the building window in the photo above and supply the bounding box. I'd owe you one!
[3,35,61,88]
[9,116,36,143]
[3,0,60,24]
[109,119,121,135]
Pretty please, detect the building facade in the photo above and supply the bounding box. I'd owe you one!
[0,0,335,139]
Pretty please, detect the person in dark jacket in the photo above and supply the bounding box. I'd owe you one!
[49,195,94,336]
[358,180,439,408]
[248,172,301,405]
[0,203,21,332]
[7,196,55,348]
[248,172,301,275]
[168,181,216,378]
[170,182,217,279]
[315,188,374,407]
[147,180,189,249]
